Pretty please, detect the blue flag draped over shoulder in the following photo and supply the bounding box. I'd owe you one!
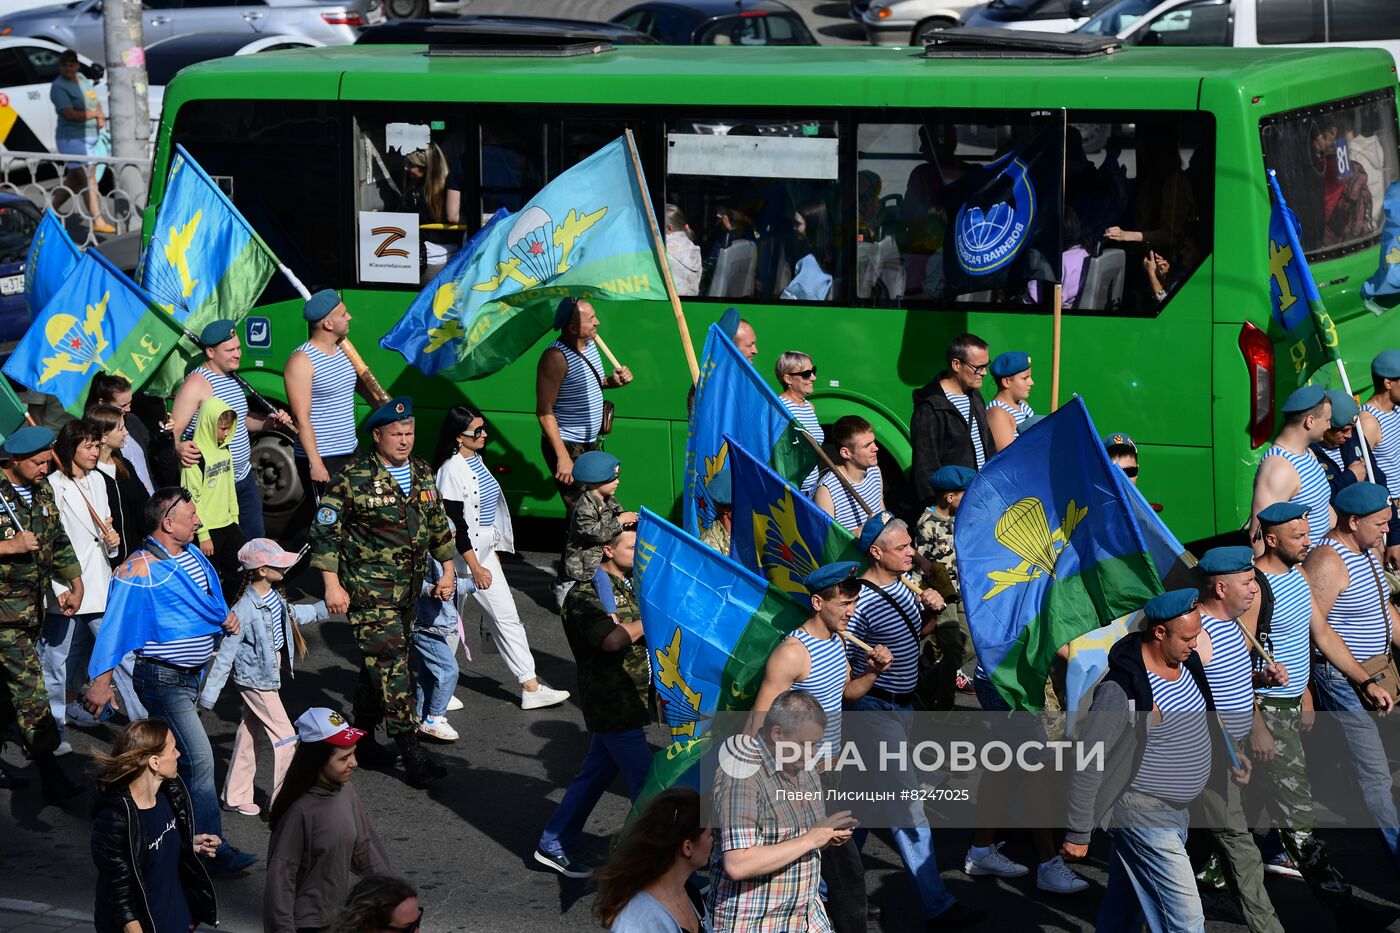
[954,398,1177,710]
[685,324,814,536]
[727,436,860,601]
[4,250,184,410]
[25,210,80,315]
[380,135,666,381]
[88,547,228,679]
[1362,179,1400,314]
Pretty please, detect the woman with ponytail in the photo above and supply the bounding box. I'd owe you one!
[593,787,713,932]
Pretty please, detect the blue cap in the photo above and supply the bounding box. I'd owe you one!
[303,288,341,323]
[363,397,413,432]
[718,307,740,339]
[1017,414,1044,436]
[707,466,732,506]
[1,425,55,458]
[553,297,579,331]
[802,561,859,594]
[929,465,975,493]
[1333,481,1390,516]
[857,510,897,554]
[573,450,621,485]
[1325,390,1359,429]
[1143,588,1200,623]
[197,319,238,349]
[1280,385,1326,414]
[1257,501,1310,526]
[990,351,1031,379]
[1371,349,1400,379]
[1103,432,1137,451]
[1198,545,1254,576]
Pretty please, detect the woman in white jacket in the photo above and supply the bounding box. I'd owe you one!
[432,406,570,711]
[40,419,126,748]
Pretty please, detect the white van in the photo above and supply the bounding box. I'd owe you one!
[1076,0,1400,67]
[861,0,983,45]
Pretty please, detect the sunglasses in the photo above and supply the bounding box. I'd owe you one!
[789,368,818,380]
[622,521,638,532]
[958,359,989,375]
[459,424,488,439]
[385,907,423,933]
[1121,466,1140,478]
[159,487,193,527]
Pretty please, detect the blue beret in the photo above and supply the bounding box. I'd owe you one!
[1,425,55,458]
[1324,390,1359,429]
[718,307,740,339]
[857,510,897,554]
[1333,481,1390,516]
[197,319,238,349]
[990,351,1031,379]
[303,288,341,323]
[1102,432,1137,451]
[707,466,732,506]
[1280,385,1326,414]
[1143,588,1199,623]
[929,465,975,493]
[363,396,413,431]
[1257,501,1310,526]
[553,297,579,331]
[573,450,621,485]
[1371,349,1400,379]
[1017,414,1044,436]
[1198,545,1254,576]
[802,561,859,594]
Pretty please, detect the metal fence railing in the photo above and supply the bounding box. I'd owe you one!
[0,149,150,247]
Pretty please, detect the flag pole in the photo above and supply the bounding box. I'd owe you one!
[1336,359,1378,485]
[594,334,625,372]
[1050,110,1067,412]
[274,262,392,408]
[623,129,699,386]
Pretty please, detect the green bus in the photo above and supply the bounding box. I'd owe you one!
[147,34,1400,543]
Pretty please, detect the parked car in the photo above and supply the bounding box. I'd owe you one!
[0,0,381,62]
[379,0,465,21]
[860,0,982,44]
[610,0,817,45]
[0,191,41,359]
[0,36,103,153]
[144,32,323,124]
[1077,0,1400,67]
[357,16,657,46]
[960,0,1115,33]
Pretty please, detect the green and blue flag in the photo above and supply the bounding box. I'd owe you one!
[1362,179,1400,314]
[633,507,808,799]
[685,324,815,536]
[954,397,1180,711]
[381,135,666,381]
[727,435,860,600]
[25,210,80,315]
[4,250,184,413]
[1267,169,1341,382]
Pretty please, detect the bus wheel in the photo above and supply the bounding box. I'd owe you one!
[911,17,956,44]
[251,429,305,543]
[386,0,426,19]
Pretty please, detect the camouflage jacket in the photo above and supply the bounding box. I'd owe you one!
[0,476,80,628]
[562,490,623,583]
[310,452,456,610]
[561,572,652,733]
[699,518,731,557]
[914,507,958,601]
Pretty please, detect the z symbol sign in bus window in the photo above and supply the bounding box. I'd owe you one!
[372,226,409,259]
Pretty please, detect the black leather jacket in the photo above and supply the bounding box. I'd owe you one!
[90,776,218,933]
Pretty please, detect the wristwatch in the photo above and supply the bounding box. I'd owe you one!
[1154,288,1167,302]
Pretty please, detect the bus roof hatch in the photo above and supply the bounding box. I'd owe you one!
[922,28,1121,59]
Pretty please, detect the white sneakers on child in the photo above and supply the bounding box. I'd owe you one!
[522,684,571,710]
[446,694,464,712]
[419,715,459,742]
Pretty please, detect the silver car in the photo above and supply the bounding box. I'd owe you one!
[0,0,382,61]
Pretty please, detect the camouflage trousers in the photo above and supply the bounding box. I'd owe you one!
[1255,696,1350,902]
[350,603,418,738]
[0,626,59,756]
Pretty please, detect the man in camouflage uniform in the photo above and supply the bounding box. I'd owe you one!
[0,426,83,801]
[311,397,457,789]
[535,527,651,879]
[913,465,974,710]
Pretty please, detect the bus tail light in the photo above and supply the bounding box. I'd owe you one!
[1239,321,1273,449]
[321,11,365,25]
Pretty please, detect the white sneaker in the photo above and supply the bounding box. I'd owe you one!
[964,842,1028,878]
[418,715,459,742]
[446,695,464,712]
[54,740,73,757]
[522,684,570,710]
[1036,856,1089,894]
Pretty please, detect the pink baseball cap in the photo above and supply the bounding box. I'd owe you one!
[237,538,303,571]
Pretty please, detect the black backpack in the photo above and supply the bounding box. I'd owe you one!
[1252,568,1276,662]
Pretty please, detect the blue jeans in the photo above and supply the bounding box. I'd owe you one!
[1098,791,1203,933]
[411,629,458,719]
[538,728,651,858]
[848,694,957,918]
[1311,661,1400,868]
[235,470,264,540]
[132,658,226,852]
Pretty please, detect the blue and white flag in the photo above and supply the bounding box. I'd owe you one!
[24,210,80,315]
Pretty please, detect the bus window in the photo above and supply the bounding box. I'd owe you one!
[353,110,470,285]
[480,121,546,219]
[666,118,841,302]
[1262,90,1399,261]
[561,118,648,171]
